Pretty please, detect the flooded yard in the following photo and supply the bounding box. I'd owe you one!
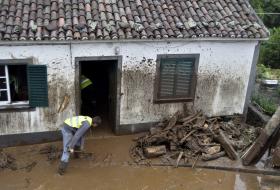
[0,135,279,190]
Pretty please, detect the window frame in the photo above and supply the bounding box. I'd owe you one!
[0,59,33,109]
[154,54,199,104]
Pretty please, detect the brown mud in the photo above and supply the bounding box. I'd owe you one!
[0,135,279,190]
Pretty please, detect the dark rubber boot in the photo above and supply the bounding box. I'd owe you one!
[58,161,68,175]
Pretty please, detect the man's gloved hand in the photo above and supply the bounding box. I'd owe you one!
[68,147,74,154]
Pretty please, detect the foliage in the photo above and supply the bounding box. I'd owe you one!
[259,27,280,69]
[252,94,277,115]
[250,0,280,28]
[277,86,280,96]
[257,63,280,79]
[262,0,280,28]
[250,0,265,20]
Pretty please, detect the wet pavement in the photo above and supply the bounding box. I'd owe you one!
[0,135,279,190]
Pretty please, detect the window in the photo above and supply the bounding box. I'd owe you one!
[0,60,48,109]
[154,54,199,103]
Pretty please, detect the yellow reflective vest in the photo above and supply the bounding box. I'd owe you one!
[64,116,92,128]
[80,75,92,90]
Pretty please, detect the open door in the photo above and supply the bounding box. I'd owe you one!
[78,57,120,135]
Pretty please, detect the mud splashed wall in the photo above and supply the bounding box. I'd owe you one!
[72,41,257,125]
[0,45,75,135]
[0,40,257,135]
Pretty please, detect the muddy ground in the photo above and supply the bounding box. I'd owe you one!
[0,135,279,190]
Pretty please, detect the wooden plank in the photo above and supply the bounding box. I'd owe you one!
[242,106,280,166]
[202,151,226,161]
[175,151,184,167]
[143,145,167,158]
[272,147,280,167]
[179,130,195,144]
[215,130,238,160]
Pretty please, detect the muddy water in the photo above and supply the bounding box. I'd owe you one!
[0,135,279,190]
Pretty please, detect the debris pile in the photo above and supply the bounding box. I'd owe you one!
[130,111,258,165]
[0,149,17,170]
[0,149,37,172]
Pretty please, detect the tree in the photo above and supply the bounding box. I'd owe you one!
[250,0,280,28]
[250,0,280,69]
[259,27,280,69]
[263,0,280,28]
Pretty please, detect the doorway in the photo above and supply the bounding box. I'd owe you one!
[77,56,121,135]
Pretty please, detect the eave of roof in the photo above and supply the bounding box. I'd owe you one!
[0,37,269,47]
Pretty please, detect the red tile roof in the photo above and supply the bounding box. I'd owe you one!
[0,0,269,41]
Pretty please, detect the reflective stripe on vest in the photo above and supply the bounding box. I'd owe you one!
[81,76,92,90]
[64,116,92,128]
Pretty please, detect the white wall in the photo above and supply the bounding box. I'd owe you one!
[0,40,258,134]
[0,45,75,134]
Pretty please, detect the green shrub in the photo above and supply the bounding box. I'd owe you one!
[250,0,280,28]
[252,94,277,115]
[259,27,280,69]
[277,87,280,96]
[257,64,280,80]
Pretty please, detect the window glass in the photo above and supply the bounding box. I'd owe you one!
[0,91,8,101]
[8,65,28,101]
[0,61,48,108]
[0,78,7,89]
[0,66,5,76]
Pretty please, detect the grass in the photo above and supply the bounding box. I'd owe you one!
[252,94,277,116]
[257,64,280,80]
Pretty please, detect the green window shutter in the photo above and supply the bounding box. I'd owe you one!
[174,59,194,97]
[27,65,48,107]
[159,58,195,99]
[159,59,176,98]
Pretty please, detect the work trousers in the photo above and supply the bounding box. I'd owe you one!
[60,124,84,162]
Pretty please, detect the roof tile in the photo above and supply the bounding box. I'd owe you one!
[0,0,268,41]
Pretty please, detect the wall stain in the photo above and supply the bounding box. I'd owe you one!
[195,73,219,115]
[121,58,184,124]
[195,72,246,116]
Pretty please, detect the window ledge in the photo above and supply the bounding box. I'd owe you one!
[0,102,34,111]
[154,98,194,104]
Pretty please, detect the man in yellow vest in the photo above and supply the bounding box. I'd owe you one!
[58,115,102,175]
[80,75,96,115]
[80,75,93,90]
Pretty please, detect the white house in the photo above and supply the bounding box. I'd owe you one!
[0,0,268,146]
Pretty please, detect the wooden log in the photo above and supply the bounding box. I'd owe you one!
[143,145,167,158]
[179,130,196,144]
[272,147,280,167]
[242,106,280,166]
[186,138,201,152]
[204,145,221,155]
[175,151,184,167]
[202,151,226,161]
[271,133,280,167]
[215,130,238,160]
